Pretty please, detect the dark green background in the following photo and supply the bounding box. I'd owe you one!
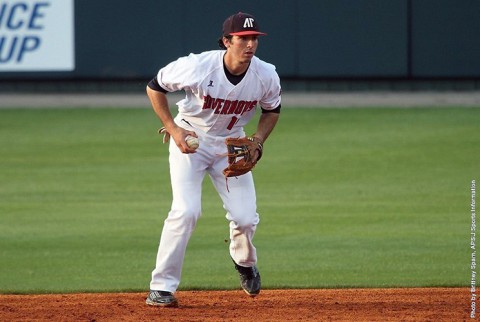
[1,0,480,80]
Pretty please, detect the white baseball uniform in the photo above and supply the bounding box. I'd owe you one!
[149,50,281,293]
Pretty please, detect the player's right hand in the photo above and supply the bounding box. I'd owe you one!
[170,126,198,154]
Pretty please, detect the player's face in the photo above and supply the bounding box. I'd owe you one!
[227,35,259,63]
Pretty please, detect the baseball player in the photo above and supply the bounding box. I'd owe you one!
[145,12,281,307]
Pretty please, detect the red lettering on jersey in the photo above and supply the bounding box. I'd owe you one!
[227,100,238,114]
[202,96,257,115]
[220,100,232,114]
[213,98,224,114]
[241,100,257,114]
[202,95,213,110]
[235,101,246,114]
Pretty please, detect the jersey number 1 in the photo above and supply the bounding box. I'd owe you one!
[227,116,239,130]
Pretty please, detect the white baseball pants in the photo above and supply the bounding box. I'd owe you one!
[149,127,259,293]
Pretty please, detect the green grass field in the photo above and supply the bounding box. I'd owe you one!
[0,106,478,294]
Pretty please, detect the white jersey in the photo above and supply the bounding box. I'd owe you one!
[156,50,281,137]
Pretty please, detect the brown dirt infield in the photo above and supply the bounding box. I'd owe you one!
[0,288,471,321]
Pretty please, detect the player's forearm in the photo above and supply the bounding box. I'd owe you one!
[146,86,177,132]
[253,112,280,143]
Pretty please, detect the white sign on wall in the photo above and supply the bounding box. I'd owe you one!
[0,0,75,71]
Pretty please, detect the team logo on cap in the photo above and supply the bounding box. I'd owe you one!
[243,18,254,28]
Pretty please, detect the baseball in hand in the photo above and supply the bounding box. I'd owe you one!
[185,135,199,149]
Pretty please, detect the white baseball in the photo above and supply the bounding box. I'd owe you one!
[185,135,199,149]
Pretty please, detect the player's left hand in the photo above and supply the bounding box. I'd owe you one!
[222,136,263,177]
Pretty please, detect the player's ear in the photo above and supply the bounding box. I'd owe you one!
[223,36,232,48]
[218,37,227,49]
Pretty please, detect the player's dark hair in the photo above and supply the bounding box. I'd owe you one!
[218,36,232,49]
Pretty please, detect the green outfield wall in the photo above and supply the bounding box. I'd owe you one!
[0,0,479,83]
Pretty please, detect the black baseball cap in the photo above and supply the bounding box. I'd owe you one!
[222,12,267,37]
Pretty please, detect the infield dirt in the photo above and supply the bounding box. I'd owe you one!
[0,288,470,321]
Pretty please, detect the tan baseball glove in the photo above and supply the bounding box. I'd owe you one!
[223,137,263,177]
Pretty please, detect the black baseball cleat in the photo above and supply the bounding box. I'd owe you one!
[233,260,261,297]
[146,290,178,307]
